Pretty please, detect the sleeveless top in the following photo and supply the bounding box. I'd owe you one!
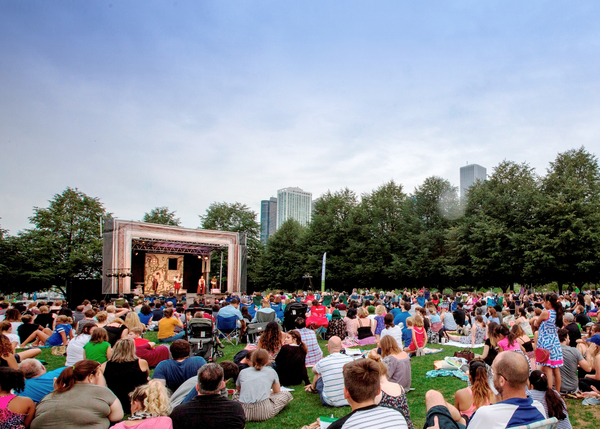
[0,394,26,429]
[104,360,148,414]
[461,387,490,419]
[357,319,373,339]
[379,390,415,429]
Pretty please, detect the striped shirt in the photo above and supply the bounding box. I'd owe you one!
[313,352,353,407]
[329,404,408,429]
[296,328,323,366]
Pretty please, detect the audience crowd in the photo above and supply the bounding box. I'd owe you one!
[0,286,598,428]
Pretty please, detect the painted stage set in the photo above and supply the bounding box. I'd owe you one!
[102,219,247,296]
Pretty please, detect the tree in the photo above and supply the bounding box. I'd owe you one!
[142,207,181,226]
[538,147,600,290]
[199,202,262,289]
[256,219,307,290]
[22,188,110,294]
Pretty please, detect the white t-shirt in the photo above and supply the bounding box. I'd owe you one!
[66,334,91,367]
[380,325,404,348]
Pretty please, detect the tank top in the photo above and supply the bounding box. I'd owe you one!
[461,387,490,419]
[357,319,373,339]
[0,394,26,429]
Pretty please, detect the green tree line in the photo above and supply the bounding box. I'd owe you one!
[1,147,599,294]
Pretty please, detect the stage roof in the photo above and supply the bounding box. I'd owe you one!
[131,237,228,256]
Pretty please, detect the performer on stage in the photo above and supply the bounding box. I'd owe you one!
[173,273,182,294]
[152,272,160,294]
[197,276,206,295]
[211,276,218,292]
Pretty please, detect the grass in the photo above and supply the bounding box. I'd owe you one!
[31,333,600,428]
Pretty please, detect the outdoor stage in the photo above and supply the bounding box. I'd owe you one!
[102,219,247,295]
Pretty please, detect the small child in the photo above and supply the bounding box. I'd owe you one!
[83,327,112,363]
[402,317,414,348]
[45,315,74,346]
[407,314,427,353]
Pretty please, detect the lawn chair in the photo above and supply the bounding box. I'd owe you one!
[246,311,277,343]
[252,296,263,307]
[270,303,284,320]
[216,315,240,345]
[339,295,348,306]
[510,417,558,429]
[322,295,333,307]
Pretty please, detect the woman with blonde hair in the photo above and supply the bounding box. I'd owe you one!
[95,311,109,328]
[101,338,149,414]
[112,380,172,429]
[374,305,387,341]
[356,307,376,342]
[45,315,74,346]
[125,312,146,334]
[105,318,129,346]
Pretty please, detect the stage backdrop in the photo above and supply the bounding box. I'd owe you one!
[144,254,183,295]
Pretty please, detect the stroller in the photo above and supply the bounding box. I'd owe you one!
[187,316,222,362]
[282,302,308,331]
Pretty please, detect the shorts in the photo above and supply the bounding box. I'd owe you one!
[424,405,466,429]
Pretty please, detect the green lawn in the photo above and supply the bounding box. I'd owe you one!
[30,332,600,428]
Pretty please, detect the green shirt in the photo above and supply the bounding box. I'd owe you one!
[83,341,110,363]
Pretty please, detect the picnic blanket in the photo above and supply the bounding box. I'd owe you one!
[422,347,444,355]
[444,340,484,348]
[426,369,469,382]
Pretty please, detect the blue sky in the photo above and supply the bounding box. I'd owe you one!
[1,1,600,233]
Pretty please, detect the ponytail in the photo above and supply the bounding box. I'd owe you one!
[546,294,563,327]
[54,360,101,394]
[250,349,269,371]
[529,370,566,420]
[470,362,492,408]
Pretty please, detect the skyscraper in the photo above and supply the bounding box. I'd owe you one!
[277,187,312,229]
[260,197,277,243]
[460,164,487,199]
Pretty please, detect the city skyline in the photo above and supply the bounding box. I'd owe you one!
[2,2,600,234]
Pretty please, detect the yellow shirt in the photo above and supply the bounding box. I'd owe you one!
[158,316,180,339]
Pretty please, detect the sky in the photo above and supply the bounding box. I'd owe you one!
[1,1,600,234]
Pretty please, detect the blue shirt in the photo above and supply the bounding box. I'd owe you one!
[46,324,72,346]
[22,367,67,402]
[394,310,410,329]
[217,306,243,321]
[153,357,207,392]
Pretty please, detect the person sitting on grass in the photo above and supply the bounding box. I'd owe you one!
[257,321,284,361]
[19,359,66,403]
[16,315,43,348]
[0,321,21,350]
[454,359,496,423]
[152,339,207,392]
[379,313,404,348]
[423,351,546,429]
[294,317,323,367]
[170,363,245,429]
[112,380,172,429]
[0,367,36,429]
[66,323,96,367]
[526,370,571,429]
[328,358,408,429]
[275,330,310,386]
[406,314,427,355]
[305,336,353,407]
[128,327,169,368]
[83,327,113,364]
[157,308,184,343]
[369,355,414,429]
[234,348,292,422]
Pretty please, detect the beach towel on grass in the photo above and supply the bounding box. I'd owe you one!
[426,369,469,382]
[444,340,484,348]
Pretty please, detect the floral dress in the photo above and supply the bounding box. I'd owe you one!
[0,394,26,429]
[379,391,415,429]
[374,315,386,336]
[537,309,563,368]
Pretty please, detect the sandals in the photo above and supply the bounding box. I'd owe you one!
[305,385,318,394]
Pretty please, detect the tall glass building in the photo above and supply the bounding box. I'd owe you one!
[260,197,277,243]
[277,187,312,229]
[460,164,487,199]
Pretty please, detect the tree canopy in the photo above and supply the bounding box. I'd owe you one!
[142,207,181,226]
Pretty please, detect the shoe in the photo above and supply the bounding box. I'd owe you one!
[582,396,600,406]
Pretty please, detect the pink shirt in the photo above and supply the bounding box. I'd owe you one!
[498,337,520,351]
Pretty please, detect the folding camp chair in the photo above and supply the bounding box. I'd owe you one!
[252,296,263,307]
[339,295,348,306]
[216,315,240,345]
[270,303,284,320]
[246,311,277,343]
[322,295,333,307]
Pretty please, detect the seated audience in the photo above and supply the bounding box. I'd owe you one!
[170,363,245,429]
[137,305,154,327]
[357,307,376,342]
[83,328,113,363]
[19,359,66,403]
[379,313,404,347]
[112,380,172,429]
[275,330,310,386]
[579,334,600,392]
[101,338,149,414]
[234,348,292,421]
[66,323,96,366]
[76,309,98,335]
[527,370,571,429]
[0,367,35,429]
[295,317,323,366]
[557,328,591,394]
[257,321,284,360]
[16,315,45,347]
[325,310,347,340]
[124,312,146,334]
[157,308,184,343]
[328,358,408,429]
[343,309,359,339]
[423,351,546,429]
[306,300,329,328]
[251,299,279,323]
[306,336,353,407]
[447,315,486,347]
[379,336,411,389]
[454,360,496,422]
[152,339,206,392]
[31,360,124,429]
[32,306,55,330]
[104,318,129,346]
[406,315,427,353]
[128,327,169,368]
[370,356,414,429]
[45,315,74,346]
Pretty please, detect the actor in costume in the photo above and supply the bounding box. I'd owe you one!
[198,277,206,295]
[173,274,182,294]
[211,276,218,292]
